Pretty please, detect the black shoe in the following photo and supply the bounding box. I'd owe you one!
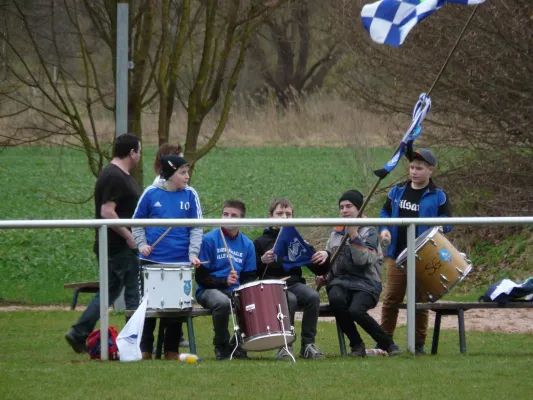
[214,345,230,361]
[386,343,403,356]
[228,337,249,359]
[348,342,366,358]
[65,328,87,354]
[230,345,249,359]
[415,343,426,355]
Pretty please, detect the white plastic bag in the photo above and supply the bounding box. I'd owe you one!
[117,295,148,362]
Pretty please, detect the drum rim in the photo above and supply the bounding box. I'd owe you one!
[235,279,287,290]
[241,332,296,351]
[395,226,440,265]
[142,265,194,271]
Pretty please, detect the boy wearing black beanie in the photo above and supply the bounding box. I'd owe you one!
[317,189,401,357]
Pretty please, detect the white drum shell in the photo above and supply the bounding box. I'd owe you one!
[143,264,194,310]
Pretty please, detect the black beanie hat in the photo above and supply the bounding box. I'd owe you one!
[160,155,188,180]
[339,190,364,209]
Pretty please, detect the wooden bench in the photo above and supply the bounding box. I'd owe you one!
[125,303,347,359]
[63,281,100,310]
[398,302,533,354]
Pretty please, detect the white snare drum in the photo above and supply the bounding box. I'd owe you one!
[143,263,194,309]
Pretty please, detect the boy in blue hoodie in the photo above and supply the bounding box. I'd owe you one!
[194,199,257,360]
[379,149,452,355]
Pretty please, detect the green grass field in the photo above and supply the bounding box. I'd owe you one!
[2,146,533,399]
[0,146,402,304]
[1,311,532,399]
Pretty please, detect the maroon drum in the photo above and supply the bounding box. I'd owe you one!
[232,280,296,351]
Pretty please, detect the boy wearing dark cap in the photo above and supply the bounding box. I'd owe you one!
[132,155,203,360]
[322,190,400,357]
[379,148,452,355]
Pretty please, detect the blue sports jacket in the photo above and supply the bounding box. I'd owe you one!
[379,180,452,259]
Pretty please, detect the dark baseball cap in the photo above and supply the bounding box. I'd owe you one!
[411,148,436,166]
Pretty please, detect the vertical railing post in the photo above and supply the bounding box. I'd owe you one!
[406,223,416,354]
[98,225,109,361]
[116,3,129,137]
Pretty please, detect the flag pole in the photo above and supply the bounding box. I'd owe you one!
[261,227,283,280]
[315,147,399,292]
[272,226,284,251]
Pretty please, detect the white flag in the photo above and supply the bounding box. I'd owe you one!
[117,295,148,362]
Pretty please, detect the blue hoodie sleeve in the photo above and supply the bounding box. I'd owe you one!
[437,190,453,233]
[379,187,395,232]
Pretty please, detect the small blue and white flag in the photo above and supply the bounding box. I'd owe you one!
[117,295,148,362]
[362,0,485,47]
[273,227,315,271]
[374,93,431,178]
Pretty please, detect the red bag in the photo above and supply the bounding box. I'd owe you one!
[87,326,120,360]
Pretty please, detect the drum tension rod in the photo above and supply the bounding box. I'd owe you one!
[440,274,449,282]
[455,266,465,275]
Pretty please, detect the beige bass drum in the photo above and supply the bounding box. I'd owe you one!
[395,227,473,302]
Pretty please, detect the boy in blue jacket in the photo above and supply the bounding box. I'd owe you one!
[194,199,257,360]
[379,149,452,355]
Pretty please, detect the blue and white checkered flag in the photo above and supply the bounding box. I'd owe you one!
[362,0,485,47]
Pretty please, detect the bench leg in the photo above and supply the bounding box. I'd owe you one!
[71,289,80,310]
[186,317,197,355]
[431,312,442,355]
[335,319,347,356]
[458,309,466,353]
[155,319,164,359]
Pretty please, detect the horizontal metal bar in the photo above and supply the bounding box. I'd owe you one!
[0,217,533,229]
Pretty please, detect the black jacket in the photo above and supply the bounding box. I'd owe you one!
[253,227,328,285]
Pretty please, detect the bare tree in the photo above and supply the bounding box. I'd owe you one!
[0,0,285,185]
[248,0,344,108]
[338,0,533,215]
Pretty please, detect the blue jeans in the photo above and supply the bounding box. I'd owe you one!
[72,247,140,338]
[197,289,232,347]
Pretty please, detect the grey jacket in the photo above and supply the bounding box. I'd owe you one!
[326,226,384,301]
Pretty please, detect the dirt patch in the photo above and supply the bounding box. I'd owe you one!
[2,303,532,333]
[312,303,533,334]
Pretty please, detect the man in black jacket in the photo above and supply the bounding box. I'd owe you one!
[254,198,328,359]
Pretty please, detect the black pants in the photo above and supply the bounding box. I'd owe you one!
[141,318,183,353]
[139,260,183,353]
[327,285,393,350]
[287,282,320,347]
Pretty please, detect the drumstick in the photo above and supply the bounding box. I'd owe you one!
[151,227,172,249]
[219,228,235,271]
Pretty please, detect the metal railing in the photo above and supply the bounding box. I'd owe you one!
[2,216,532,359]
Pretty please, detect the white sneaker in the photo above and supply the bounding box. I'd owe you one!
[300,343,326,359]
